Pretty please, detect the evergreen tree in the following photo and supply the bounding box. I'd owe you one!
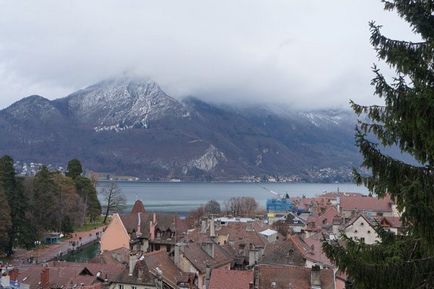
[323,1,434,289]
[0,186,11,255]
[0,156,36,254]
[33,166,62,232]
[61,215,74,234]
[13,177,37,250]
[74,176,101,223]
[66,159,83,179]
[0,156,16,198]
[0,155,19,255]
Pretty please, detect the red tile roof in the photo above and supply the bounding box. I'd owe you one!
[90,247,129,265]
[306,207,339,231]
[143,250,193,287]
[119,212,186,241]
[208,268,253,289]
[256,264,334,289]
[182,242,233,273]
[340,195,393,212]
[18,261,125,289]
[261,238,305,266]
[289,235,333,267]
[343,213,376,229]
[215,223,266,248]
[379,216,402,228]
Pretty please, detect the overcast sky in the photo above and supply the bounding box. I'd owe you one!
[0,0,418,110]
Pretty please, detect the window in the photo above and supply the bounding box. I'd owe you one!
[360,222,364,226]
[354,230,358,233]
[132,286,137,289]
[118,285,124,289]
[368,230,371,234]
[361,237,365,243]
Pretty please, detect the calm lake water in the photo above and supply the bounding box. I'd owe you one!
[96,182,369,213]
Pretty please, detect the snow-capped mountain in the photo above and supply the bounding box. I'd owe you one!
[55,78,190,132]
[0,78,361,181]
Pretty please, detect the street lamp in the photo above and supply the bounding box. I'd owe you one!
[34,240,41,264]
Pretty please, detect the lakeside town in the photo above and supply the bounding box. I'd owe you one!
[1,1,432,288]
[1,189,402,289]
[12,160,354,184]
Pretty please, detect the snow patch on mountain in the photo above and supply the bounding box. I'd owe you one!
[188,145,227,172]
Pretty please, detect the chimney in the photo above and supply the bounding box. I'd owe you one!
[205,264,211,289]
[246,222,253,232]
[201,241,214,258]
[136,213,142,237]
[200,219,207,234]
[153,213,157,224]
[137,264,144,281]
[310,265,321,289]
[248,249,258,266]
[215,219,221,231]
[336,197,341,213]
[41,267,49,289]
[174,243,184,266]
[9,269,19,281]
[209,218,215,238]
[150,220,156,241]
[129,252,138,276]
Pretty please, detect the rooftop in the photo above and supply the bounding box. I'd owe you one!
[208,268,253,289]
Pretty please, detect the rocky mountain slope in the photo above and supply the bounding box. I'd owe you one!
[0,78,361,181]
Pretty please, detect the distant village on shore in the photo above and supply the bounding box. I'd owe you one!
[12,160,354,184]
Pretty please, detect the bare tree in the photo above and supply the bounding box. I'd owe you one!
[225,196,258,217]
[186,206,205,228]
[101,182,126,224]
[204,200,221,215]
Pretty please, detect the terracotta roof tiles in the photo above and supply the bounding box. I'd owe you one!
[340,195,393,212]
[257,264,334,289]
[208,268,253,289]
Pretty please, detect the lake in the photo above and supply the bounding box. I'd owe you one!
[96,182,369,213]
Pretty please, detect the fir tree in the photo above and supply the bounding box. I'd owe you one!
[33,166,62,232]
[323,1,434,289]
[0,186,11,255]
[74,176,101,223]
[0,155,18,255]
[66,159,83,180]
[13,177,36,250]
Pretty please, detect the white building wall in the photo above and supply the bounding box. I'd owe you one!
[344,216,379,245]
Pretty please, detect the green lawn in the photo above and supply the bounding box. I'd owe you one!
[73,216,109,232]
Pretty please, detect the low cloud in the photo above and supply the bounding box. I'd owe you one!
[0,0,418,109]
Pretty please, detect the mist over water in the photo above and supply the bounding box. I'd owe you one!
[96,182,369,213]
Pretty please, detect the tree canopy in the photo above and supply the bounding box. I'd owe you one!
[66,159,83,179]
[323,1,434,288]
[0,156,101,255]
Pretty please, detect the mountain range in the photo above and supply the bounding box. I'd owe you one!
[0,78,361,181]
